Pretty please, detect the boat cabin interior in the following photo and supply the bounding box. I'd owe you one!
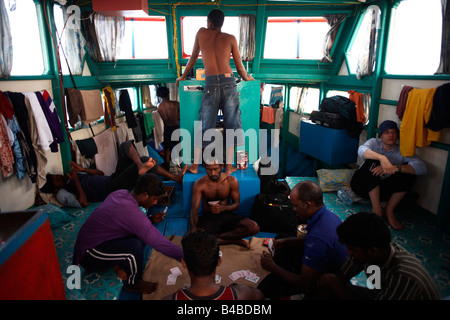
[0,0,449,302]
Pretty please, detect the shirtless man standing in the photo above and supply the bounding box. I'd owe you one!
[176,9,254,174]
[157,86,180,168]
[189,160,259,247]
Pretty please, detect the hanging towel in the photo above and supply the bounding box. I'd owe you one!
[151,110,164,148]
[142,85,152,108]
[23,92,53,151]
[143,110,155,137]
[75,137,98,159]
[396,86,413,120]
[399,87,440,157]
[102,86,116,130]
[119,89,138,128]
[348,90,366,123]
[65,87,84,126]
[426,82,450,131]
[261,106,276,124]
[24,94,48,187]
[93,129,118,176]
[80,89,103,124]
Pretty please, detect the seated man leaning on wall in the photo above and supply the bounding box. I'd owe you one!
[350,120,427,230]
[40,140,187,207]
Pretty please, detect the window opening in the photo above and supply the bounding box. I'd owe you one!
[385,0,442,75]
[289,87,320,115]
[181,16,240,59]
[6,0,44,75]
[118,17,168,59]
[263,17,329,60]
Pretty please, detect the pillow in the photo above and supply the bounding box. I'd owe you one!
[316,169,356,192]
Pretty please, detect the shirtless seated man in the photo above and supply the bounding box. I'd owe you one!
[189,160,259,248]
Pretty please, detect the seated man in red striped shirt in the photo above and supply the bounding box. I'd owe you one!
[165,230,264,300]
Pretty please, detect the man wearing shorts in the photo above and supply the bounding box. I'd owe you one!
[189,160,259,248]
[176,9,254,174]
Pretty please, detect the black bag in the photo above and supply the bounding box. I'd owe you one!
[257,156,290,195]
[251,193,298,237]
[309,110,347,129]
[318,95,363,138]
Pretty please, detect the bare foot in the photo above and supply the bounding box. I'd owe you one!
[218,238,250,249]
[225,165,237,175]
[138,158,156,175]
[386,212,403,230]
[175,165,188,183]
[113,266,127,281]
[125,280,158,294]
[187,164,198,174]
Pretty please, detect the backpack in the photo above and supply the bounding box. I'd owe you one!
[257,156,290,195]
[319,95,363,138]
[251,193,298,237]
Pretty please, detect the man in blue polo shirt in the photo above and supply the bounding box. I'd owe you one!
[259,180,347,299]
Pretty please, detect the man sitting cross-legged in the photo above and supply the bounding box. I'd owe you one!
[189,159,260,248]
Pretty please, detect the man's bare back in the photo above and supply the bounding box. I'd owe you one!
[196,27,237,76]
[158,99,179,126]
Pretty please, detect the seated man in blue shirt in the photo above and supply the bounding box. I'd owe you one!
[259,180,347,299]
[350,120,427,230]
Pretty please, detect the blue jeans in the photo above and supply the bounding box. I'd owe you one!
[196,74,244,149]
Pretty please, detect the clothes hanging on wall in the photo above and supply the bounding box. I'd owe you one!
[23,92,54,152]
[151,110,164,149]
[75,137,98,159]
[426,82,450,131]
[119,89,138,128]
[5,91,37,182]
[0,112,14,178]
[35,90,64,152]
[102,86,116,130]
[65,87,85,127]
[396,86,414,120]
[93,128,118,176]
[80,89,103,124]
[400,87,440,157]
[0,90,63,186]
[347,90,366,124]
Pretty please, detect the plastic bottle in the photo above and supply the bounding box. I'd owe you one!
[337,189,353,206]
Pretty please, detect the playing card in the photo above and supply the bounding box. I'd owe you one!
[229,272,240,281]
[215,274,222,284]
[170,267,182,276]
[268,238,275,255]
[166,274,177,285]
